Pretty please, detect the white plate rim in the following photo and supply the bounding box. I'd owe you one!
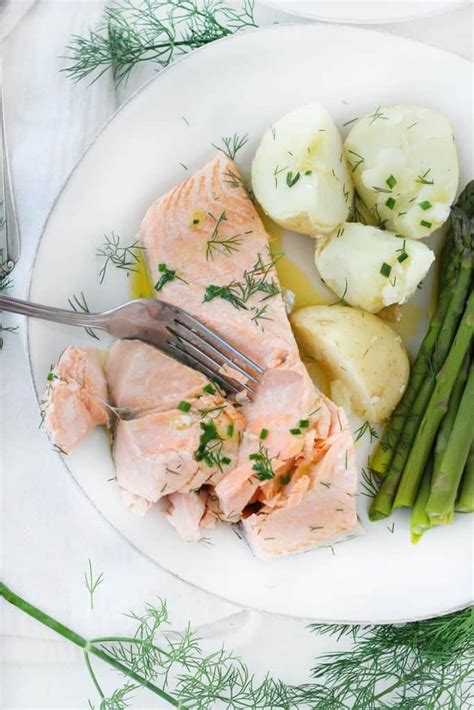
[26,22,473,623]
[258,0,470,25]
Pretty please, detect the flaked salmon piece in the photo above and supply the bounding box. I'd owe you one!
[44,346,109,453]
[114,391,244,504]
[121,489,153,515]
[139,153,359,554]
[106,339,208,416]
[165,491,206,542]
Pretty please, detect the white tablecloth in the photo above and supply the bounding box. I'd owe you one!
[1,1,472,707]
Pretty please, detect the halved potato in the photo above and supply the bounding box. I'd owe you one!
[314,222,435,313]
[291,305,410,423]
[251,103,353,235]
[344,105,459,239]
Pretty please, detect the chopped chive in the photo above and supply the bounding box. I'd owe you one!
[280,473,291,486]
[226,424,234,438]
[419,200,432,210]
[304,170,312,175]
[398,252,409,264]
[299,419,309,428]
[380,262,392,278]
[286,171,301,188]
[203,383,216,395]
[386,175,397,189]
[192,218,200,225]
[259,428,269,440]
[385,197,396,210]
[221,456,231,465]
[420,219,432,228]
[47,372,55,382]
[290,428,301,435]
[178,400,191,412]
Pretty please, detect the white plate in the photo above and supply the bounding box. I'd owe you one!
[29,25,473,622]
[259,0,468,24]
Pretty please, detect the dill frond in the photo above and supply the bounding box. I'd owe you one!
[84,559,104,610]
[96,232,144,284]
[353,420,379,443]
[2,582,472,709]
[212,132,248,161]
[63,0,257,86]
[67,292,100,340]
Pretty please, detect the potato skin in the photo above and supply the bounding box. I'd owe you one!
[291,305,409,423]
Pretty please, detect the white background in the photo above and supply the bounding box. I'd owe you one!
[1,1,472,707]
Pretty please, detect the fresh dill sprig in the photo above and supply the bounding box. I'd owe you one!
[212,132,248,161]
[223,168,254,201]
[346,149,364,173]
[368,106,388,125]
[360,467,380,499]
[96,232,144,284]
[67,292,100,340]
[353,420,379,443]
[204,252,281,310]
[416,168,434,185]
[308,608,474,708]
[206,211,243,260]
[249,442,275,481]
[1,582,472,709]
[84,559,104,610]
[63,0,258,85]
[251,303,271,329]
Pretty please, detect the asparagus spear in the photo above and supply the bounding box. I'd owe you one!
[369,213,473,520]
[456,445,474,513]
[394,294,474,509]
[410,458,434,543]
[425,360,474,519]
[370,181,474,476]
[409,357,468,542]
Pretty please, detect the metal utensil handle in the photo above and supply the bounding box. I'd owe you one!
[0,295,108,330]
[0,57,21,266]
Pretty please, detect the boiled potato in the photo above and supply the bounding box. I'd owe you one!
[345,105,459,239]
[314,222,435,313]
[252,103,353,235]
[291,305,409,423]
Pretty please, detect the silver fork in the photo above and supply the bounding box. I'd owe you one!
[0,295,263,398]
[0,56,20,279]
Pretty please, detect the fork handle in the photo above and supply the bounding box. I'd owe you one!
[0,295,108,331]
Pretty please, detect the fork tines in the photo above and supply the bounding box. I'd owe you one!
[167,312,263,400]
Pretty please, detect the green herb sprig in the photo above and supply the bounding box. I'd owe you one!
[63,0,257,86]
[2,582,471,709]
[204,252,281,309]
[96,233,144,284]
[67,292,100,340]
[84,559,104,610]
[249,442,275,481]
[212,133,248,161]
[206,211,243,260]
[154,263,187,292]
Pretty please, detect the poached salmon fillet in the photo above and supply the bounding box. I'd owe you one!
[139,152,360,557]
[43,154,360,557]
